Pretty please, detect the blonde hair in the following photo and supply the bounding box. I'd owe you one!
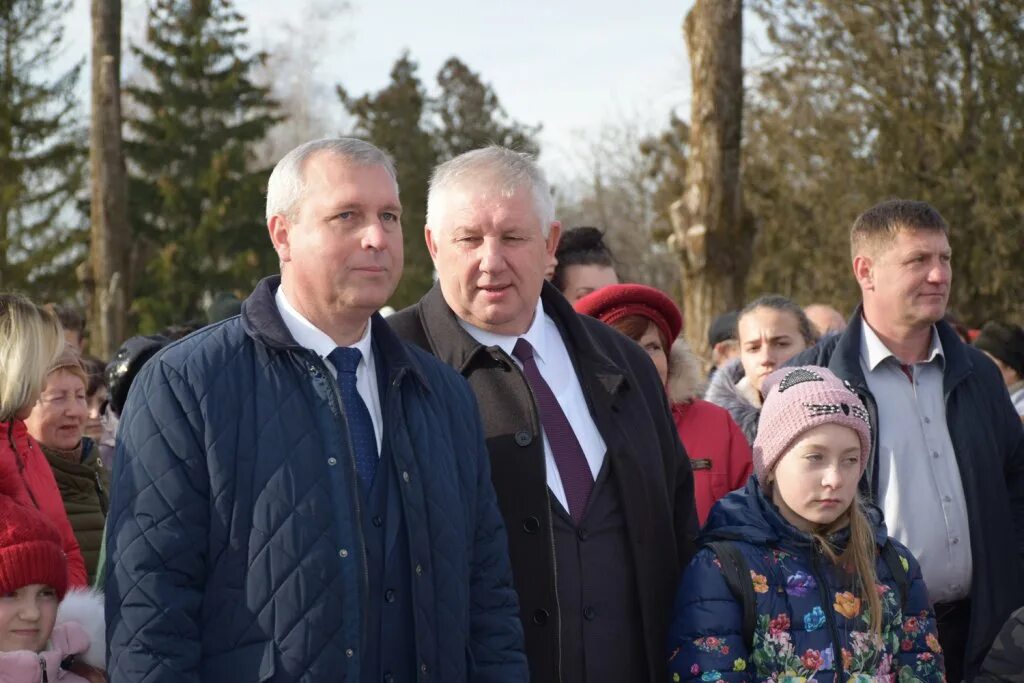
[810,497,883,635]
[0,293,64,421]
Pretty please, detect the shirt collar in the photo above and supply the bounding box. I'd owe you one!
[860,316,944,371]
[275,286,373,364]
[457,297,548,363]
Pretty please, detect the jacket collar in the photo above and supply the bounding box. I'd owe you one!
[241,275,428,389]
[417,280,627,396]
[832,304,973,395]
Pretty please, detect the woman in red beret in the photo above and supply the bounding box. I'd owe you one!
[575,284,752,525]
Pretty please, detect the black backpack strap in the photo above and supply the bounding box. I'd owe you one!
[705,540,757,651]
[880,540,909,610]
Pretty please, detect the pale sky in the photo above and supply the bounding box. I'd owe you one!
[61,1,764,182]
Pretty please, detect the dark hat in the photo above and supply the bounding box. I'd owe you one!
[105,335,171,416]
[975,321,1024,377]
[574,284,682,347]
[708,311,739,347]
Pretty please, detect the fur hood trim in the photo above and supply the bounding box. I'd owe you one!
[666,339,704,403]
[704,358,760,445]
[56,588,105,669]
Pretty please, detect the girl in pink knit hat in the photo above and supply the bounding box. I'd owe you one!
[0,453,106,682]
[667,365,944,681]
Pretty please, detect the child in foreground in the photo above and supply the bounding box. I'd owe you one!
[668,366,944,681]
[0,454,105,682]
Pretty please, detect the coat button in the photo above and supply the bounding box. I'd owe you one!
[420,663,429,674]
[327,457,337,466]
[385,589,396,603]
[577,527,589,541]
[514,431,532,447]
[338,548,349,558]
[522,516,540,534]
[583,606,596,620]
[372,515,383,528]
[532,608,549,625]
[346,648,354,657]
[402,471,410,483]
[415,564,424,576]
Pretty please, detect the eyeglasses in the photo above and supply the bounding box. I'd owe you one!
[37,392,88,409]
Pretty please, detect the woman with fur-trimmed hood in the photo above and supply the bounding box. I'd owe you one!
[575,284,752,525]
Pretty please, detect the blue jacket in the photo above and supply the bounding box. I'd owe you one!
[788,308,1024,677]
[668,478,944,682]
[104,276,526,682]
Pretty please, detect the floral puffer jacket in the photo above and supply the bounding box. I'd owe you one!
[668,478,944,682]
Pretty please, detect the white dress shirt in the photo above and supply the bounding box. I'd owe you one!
[275,286,383,454]
[459,299,607,512]
[860,321,972,603]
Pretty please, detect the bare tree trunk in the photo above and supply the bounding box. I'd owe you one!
[672,0,753,359]
[88,0,129,357]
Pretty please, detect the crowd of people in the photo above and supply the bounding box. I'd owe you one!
[0,137,1022,682]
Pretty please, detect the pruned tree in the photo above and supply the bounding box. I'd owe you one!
[555,119,680,295]
[672,0,753,357]
[0,0,86,300]
[127,0,281,332]
[88,0,130,357]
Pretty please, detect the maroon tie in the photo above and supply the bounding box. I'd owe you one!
[513,338,594,522]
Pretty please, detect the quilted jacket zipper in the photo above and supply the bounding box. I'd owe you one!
[309,353,371,664]
[811,541,846,680]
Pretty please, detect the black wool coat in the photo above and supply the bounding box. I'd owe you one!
[390,282,698,683]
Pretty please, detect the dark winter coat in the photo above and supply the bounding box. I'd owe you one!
[104,276,526,683]
[668,478,944,682]
[42,437,109,584]
[389,281,698,683]
[787,307,1024,678]
[978,606,1024,681]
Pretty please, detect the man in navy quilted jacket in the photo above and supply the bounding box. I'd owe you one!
[103,138,527,683]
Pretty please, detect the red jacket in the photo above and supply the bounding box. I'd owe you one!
[671,399,752,527]
[2,419,88,587]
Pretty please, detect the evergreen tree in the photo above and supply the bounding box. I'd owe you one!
[0,0,85,300]
[433,57,540,159]
[338,52,438,308]
[127,0,280,332]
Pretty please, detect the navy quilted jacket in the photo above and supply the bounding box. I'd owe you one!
[104,276,526,683]
[667,478,944,682]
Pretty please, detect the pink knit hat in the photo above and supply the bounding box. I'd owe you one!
[753,365,872,486]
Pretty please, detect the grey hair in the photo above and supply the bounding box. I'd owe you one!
[265,137,398,221]
[426,146,555,236]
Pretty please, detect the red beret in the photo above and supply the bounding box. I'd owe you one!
[573,284,682,346]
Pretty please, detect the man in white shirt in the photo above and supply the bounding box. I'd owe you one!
[790,199,1024,681]
[389,146,698,683]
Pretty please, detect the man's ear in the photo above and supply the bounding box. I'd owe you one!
[852,253,874,291]
[545,221,562,255]
[424,225,439,262]
[268,214,293,263]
